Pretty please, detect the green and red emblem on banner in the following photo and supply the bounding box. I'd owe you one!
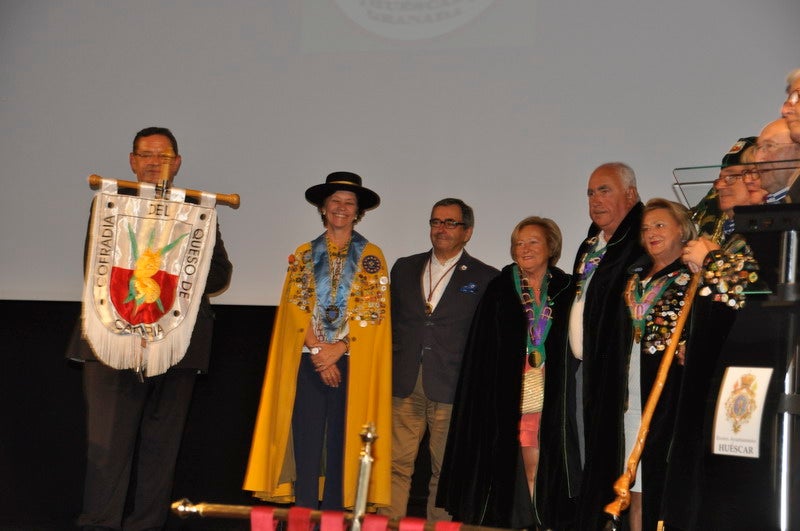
[109,224,186,325]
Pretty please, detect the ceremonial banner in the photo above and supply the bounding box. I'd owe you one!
[81,179,217,376]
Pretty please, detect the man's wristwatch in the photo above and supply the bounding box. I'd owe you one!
[310,346,321,355]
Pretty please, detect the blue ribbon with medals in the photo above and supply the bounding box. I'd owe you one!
[311,231,366,341]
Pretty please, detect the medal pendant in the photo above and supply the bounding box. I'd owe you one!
[634,327,642,343]
[528,350,541,368]
[425,302,433,316]
[324,305,340,323]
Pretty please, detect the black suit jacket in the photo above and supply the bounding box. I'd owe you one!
[390,250,498,403]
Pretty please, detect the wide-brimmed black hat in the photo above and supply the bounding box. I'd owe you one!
[305,171,380,210]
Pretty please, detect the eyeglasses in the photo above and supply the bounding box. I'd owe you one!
[133,152,176,163]
[429,218,466,229]
[786,89,800,106]
[715,170,761,186]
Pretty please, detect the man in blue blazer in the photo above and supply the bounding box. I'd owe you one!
[384,198,498,521]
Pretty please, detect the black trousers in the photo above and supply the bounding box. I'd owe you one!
[291,353,349,510]
[78,362,196,531]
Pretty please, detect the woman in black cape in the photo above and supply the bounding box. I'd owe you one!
[437,216,580,529]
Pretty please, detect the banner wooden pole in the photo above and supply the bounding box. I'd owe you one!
[87,174,240,209]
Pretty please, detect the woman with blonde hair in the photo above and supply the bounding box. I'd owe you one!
[438,216,579,530]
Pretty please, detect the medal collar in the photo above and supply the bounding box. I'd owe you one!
[513,264,553,368]
[625,257,688,343]
[311,231,366,340]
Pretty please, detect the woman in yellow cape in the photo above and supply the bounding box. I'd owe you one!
[243,172,391,510]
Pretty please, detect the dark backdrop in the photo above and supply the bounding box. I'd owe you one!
[0,301,429,530]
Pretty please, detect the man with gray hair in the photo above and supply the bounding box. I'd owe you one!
[753,118,800,203]
[384,198,497,521]
[567,162,644,530]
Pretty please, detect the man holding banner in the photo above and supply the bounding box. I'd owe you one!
[68,127,233,531]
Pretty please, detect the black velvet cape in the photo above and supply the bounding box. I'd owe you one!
[625,255,740,530]
[572,202,644,531]
[437,264,580,529]
[659,272,739,530]
[625,257,688,531]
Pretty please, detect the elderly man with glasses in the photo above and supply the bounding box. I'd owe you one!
[751,118,800,204]
[381,197,497,522]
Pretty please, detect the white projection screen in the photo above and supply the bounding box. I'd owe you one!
[2,0,799,305]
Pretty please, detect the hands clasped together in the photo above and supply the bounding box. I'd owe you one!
[308,339,348,387]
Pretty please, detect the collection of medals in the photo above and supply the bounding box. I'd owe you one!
[287,246,388,329]
[697,245,758,310]
[626,238,757,356]
[287,249,314,312]
[349,267,389,327]
[625,271,691,356]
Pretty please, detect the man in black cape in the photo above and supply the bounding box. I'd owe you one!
[568,162,644,530]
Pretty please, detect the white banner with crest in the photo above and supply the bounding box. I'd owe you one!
[81,179,217,376]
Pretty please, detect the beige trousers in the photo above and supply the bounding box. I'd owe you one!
[381,370,453,522]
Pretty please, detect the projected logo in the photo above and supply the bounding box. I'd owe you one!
[335,0,495,41]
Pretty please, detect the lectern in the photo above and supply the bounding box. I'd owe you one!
[697,204,800,531]
[735,204,799,530]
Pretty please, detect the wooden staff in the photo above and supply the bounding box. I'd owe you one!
[87,174,240,209]
[603,270,702,529]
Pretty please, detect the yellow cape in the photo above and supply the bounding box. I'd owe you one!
[243,239,392,509]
